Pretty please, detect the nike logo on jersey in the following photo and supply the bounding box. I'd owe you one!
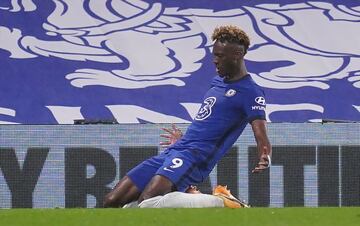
[163,167,174,172]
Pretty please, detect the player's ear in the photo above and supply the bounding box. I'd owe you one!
[233,45,245,59]
[238,45,246,57]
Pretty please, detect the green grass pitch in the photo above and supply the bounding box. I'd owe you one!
[0,208,359,226]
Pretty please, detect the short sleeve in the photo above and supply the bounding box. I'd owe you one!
[242,88,267,123]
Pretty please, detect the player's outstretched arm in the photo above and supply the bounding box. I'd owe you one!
[250,119,272,173]
[159,124,183,147]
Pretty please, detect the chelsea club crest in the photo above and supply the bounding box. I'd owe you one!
[225,89,236,97]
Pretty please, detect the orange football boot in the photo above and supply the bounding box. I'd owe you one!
[213,185,250,208]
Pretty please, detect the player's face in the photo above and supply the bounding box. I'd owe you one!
[212,41,240,79]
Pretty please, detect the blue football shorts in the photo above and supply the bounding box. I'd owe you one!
[126,149,203,192]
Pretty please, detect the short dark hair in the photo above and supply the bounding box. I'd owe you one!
[212,25,250,52]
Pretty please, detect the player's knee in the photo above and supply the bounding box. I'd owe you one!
[138,175,174,203]
[138,192,152,203]
[103,193,121,208]
[138,190,164,203]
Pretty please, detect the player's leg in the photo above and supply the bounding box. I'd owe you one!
[103,155,164,207]
[103,176,140,208]
[138,174,175,203]
[139,185,249,208]
[137,151,201,203]
[139,192,224,208]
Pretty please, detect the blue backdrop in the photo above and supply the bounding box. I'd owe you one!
[0,0,359,124]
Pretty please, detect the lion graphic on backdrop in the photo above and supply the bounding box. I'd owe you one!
[0,0,359,123]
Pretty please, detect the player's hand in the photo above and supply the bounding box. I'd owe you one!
[159,124,183,147]
[252,154,271,173]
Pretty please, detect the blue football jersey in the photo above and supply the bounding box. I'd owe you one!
[171,74,266,177]
[128,74,267,192]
